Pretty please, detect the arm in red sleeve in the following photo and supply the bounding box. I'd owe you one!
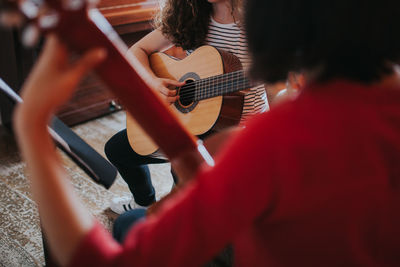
[67,222,123,267]
[69,113,280,267]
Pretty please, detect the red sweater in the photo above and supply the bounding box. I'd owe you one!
[69,80,400,266]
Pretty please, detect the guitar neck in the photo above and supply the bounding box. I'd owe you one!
[194,70,251,101]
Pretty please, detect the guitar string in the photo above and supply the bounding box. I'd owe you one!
[177,71,250,101]
[179,79,251,102]
[176,70,245,92]
[179,80,251,102]
[178,73,250,100]
[195,76,250,99]
[179,79,250,101]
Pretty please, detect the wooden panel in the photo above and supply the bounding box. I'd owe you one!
[0,28,38,128]
[0,29,18,128]
[98,0,159,26]
[55,0,159,126]
[55,72,120,125]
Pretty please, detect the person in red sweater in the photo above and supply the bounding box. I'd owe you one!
[13,0,400,266]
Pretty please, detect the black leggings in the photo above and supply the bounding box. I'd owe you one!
[104,130,177,206]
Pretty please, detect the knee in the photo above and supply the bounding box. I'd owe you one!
[104,130,127,163]
[113,209,147,243]
[104,137,117,162]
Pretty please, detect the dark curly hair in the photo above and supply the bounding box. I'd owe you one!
[154,0,243,50]
[245,0,400,84]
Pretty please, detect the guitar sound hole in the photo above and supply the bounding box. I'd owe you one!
[174,73,199,113]
[178,79,195,106]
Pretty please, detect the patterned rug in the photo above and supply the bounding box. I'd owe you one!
[0,111,174,266]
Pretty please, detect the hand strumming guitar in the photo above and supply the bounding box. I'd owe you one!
[147,76,185,104]
[128,29,185,104]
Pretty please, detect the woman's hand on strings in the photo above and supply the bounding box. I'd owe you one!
[150,77,185,104]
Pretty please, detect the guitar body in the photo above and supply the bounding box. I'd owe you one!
[126,46,244,155]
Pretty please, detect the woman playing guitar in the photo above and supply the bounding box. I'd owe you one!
[105,0,269,215]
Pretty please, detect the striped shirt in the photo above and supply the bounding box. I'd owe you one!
[204,18,269,123]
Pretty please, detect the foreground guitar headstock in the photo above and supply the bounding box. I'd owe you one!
[0,0,99,46]
[2,0,45,44]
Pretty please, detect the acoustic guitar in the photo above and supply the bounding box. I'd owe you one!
[126,45,252,156]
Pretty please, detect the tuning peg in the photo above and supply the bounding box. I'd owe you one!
[21,22,40,46]
[62,0,84,10]
[19,0,39,19]
[38,10,59,29]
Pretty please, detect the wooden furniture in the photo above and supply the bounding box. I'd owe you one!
[0,28,39,128]
[99,0,159,34]
[56,0,159,125]
[0,0,159,127]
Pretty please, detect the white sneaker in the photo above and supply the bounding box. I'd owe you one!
[110,196,147,215]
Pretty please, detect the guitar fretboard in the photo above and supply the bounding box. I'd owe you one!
[178,70,251,103]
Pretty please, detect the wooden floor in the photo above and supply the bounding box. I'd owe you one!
[0,111,173,266]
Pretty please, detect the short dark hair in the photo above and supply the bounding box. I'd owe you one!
[245,0,400,83]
